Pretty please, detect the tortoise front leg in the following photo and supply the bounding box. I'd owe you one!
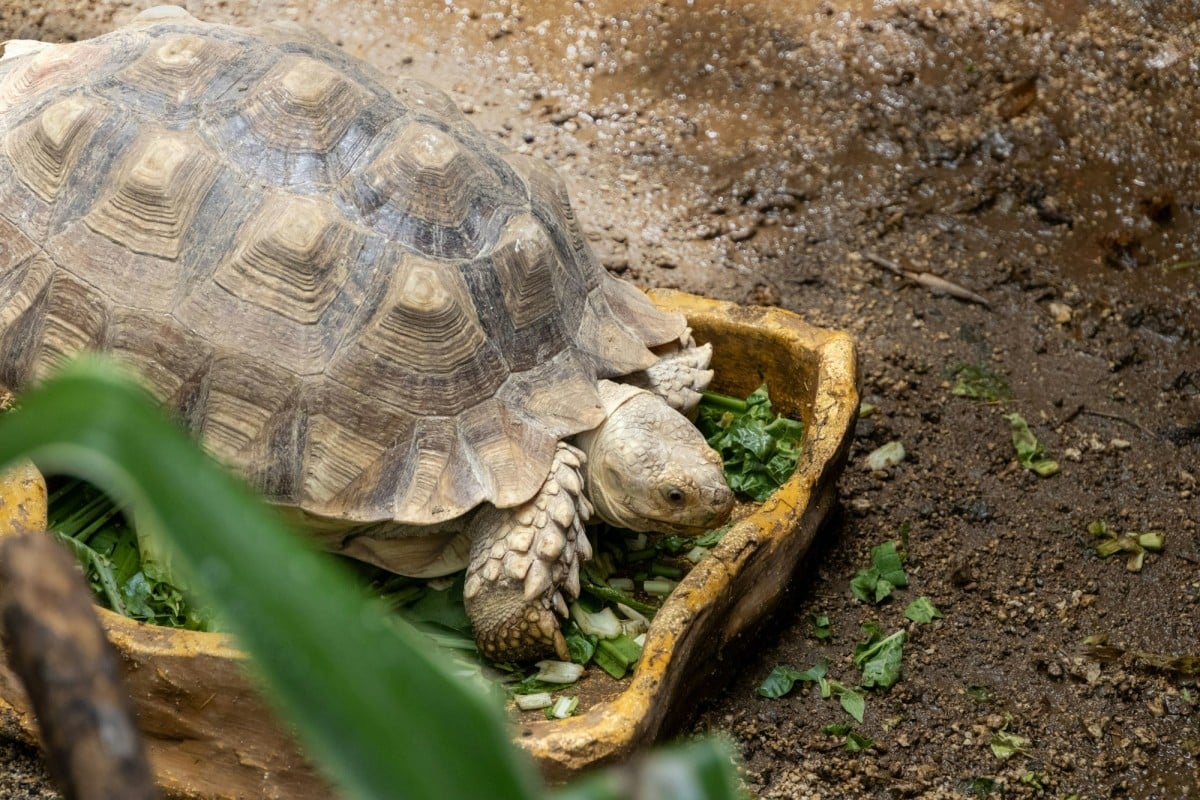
[463,443,591,662]
[628,329,714,416]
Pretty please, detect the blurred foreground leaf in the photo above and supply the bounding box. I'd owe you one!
[551,738,744,800]
[0,359,535,800]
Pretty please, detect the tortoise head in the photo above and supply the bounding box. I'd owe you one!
[577,381,733,536]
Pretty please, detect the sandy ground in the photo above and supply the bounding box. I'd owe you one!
[1,1,1198,797]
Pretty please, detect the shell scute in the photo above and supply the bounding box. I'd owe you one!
[341,119,520,259]
[3,95,109,203]
[326,252,508,415]
[83,128,222,260]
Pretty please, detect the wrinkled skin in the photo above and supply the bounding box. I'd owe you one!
[577,382,732,535]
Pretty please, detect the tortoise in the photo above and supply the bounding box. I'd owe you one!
[0,7,733,661]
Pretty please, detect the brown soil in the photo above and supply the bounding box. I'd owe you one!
[2,1,1197,798]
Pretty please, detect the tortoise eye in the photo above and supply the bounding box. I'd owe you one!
[665,487,686,505]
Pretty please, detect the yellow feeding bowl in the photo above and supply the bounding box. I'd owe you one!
[0,289,859,798]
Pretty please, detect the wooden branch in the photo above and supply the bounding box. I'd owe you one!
[860,252,992,308]
[0,532,161,800]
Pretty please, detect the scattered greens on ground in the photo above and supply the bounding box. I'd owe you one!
[1020,771,1047,791]
[823,724,875,751]
[1005,413,1060,477]
[957,777,1001,797]
[904,596,943,623]
[990,725,1029,760]
[966,685,995,704]
[758,661,829,699]
[864,440,905,471]
[1082,634,1200,677]
[46,480,212,630]
[1,359,746,800]
[850,540,909,603]
[854,622,906,689]
[757,660,865,722]
[811,614,832,639]
[1088,520,1164,572]
[833,684,867,723]
[949,363,1012,402]
[696,385,804,501]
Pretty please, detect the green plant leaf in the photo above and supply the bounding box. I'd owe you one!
[758,660,827,699]
[697,385,804,502]
[0,359,539,800]
[836,686,866,722]
[904,596,943,623]
[1005,413,1059,477]
[843,731,875,751]
[850,540,908,604]
[853,624,906,689]
[949,363,1011,402]
[990,729,1029,760]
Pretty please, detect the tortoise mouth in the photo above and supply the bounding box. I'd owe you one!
[649,505,734,538]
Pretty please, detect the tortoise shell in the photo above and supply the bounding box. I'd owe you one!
[0,9,685,526]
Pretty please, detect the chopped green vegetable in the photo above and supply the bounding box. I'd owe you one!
[966,685,995,704]
[836,686,866,722]
[1019,771,1046,790]
[514,692,553,711]
[812,614,832,640]
[570,602,622,639]
[546,695,579,720]
[850,540,908,604]
[1089,520,1165,572]
[694,524,731,548]
[990,728,1029,760]
[1005,413,1059,477]
[864,441,905,471]
[843,731,875,751]
[534,660,586,684]
[957,777,1000,796]
[821,723,873,751]
[758,660,828,699]
[950,363,1011,402]
[594,635,642,679]
[853,622,906,689]
[643,578,676,596]
[904,596,943,623]
[696,385,804,502]
[47,480,212,630]
[580,571,658,617]
[1137,532,1165,551]
[758,660,866,721]
[564,628,597,665]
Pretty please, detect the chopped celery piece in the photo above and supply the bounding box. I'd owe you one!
[594,634,643,679]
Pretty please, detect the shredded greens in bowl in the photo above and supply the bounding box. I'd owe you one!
[45,479,215,630]
[41,382,805,693]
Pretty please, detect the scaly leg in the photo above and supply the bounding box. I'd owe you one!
[628,328,714,416]
[463,443,592,662]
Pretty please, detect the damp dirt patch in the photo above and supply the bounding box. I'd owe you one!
[2,2,1197,798]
